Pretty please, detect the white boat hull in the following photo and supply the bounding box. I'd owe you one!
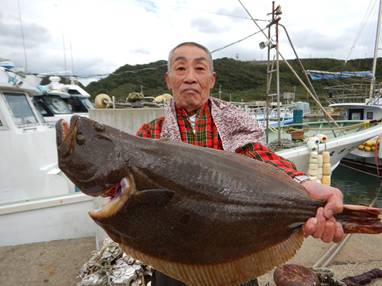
[0,194,95,246]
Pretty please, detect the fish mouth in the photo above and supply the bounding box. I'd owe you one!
[56,116,79,148]
[89,174,136,220]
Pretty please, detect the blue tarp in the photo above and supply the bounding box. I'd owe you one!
[307,70,373,80]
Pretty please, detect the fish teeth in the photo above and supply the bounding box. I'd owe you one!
[120,177,129,192]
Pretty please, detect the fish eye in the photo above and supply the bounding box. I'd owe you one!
[76,134,86,145]
[94,122,105,132]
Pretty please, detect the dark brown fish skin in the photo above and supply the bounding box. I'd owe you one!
[56,116,319,264]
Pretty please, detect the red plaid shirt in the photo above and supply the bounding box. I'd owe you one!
[136,102,304,178]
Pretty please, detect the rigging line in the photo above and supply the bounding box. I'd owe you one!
[346,0,377,61]
[210,28,266,53]
[17,0,28,73]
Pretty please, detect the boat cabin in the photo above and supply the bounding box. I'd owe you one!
[330,103,382,121]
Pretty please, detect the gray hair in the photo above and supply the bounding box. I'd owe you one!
[167,42,214,72]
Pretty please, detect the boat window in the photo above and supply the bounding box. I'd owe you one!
[67,89,81,95]
[4,93,38,126]
[367,111,373,120]
[80,98,94,110]
[33,100,49,116]
[42,95,71,114]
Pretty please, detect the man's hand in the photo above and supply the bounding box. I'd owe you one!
[301,180,345,243]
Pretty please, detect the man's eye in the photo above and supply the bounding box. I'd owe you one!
[176,66,185,71]
[196,66,206,71]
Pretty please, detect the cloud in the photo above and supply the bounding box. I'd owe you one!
[0,19,51,48]
[135,0,158,13]
[131,48,150,55]
[216,7,248,22]
[190,18,227,34]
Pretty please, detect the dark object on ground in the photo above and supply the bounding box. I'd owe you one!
[342,268,382,286]
[274,264,320,286]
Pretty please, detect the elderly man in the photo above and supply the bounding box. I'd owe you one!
[137,42,344,286]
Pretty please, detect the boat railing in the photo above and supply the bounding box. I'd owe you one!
[325,83,382,104]
[268,119,375,134]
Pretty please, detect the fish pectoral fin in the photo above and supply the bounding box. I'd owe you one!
[134,188,175,206]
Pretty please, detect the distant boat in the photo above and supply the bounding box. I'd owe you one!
[32,75,93,125]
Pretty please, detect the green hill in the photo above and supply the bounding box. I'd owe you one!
[85,57,382,104]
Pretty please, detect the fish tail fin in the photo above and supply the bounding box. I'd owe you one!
[336,204,382,234]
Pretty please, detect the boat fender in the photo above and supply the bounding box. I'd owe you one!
[321,150,331,185]
[317,154,323,180]
[308,151,319,178]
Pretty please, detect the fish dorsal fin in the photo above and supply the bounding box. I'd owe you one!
[121,229,304,286]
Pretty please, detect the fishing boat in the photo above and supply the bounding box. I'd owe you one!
[327,97,382,176]
[306,0,382,177]
[0,67,95,247]
[33,76,93,125]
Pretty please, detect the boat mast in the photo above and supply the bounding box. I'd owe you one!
[369,0,382,100]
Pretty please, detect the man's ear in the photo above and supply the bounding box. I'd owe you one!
[165,72,172,90]
[209,72,216,89]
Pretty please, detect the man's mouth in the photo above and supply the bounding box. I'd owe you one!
[182,88,199,94]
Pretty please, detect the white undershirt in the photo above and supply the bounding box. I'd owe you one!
[188,114,197,132]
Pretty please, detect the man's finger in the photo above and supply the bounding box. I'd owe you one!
[333,222,345,243]
[323,190,343,218]
[321,220,336,243]
[312,207,325,239]
[303,217,317,237]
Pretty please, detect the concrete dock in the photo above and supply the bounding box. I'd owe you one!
[1,234,381,286]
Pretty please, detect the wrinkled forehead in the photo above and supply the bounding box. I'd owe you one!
[171,45,210,65]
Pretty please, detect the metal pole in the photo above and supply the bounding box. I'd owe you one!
[275,3,281,145]
[265,14,271,144]
[238,0,341,130]
[369,0,382,100]
[17,0,28,72]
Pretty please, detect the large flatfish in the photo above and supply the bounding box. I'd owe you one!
[56,116,382,286]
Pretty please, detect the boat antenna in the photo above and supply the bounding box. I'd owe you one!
[369,0,382,100]
[17,0,28,72]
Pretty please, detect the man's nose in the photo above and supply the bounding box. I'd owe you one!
[183,68,197,83]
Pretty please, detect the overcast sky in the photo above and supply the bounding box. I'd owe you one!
[1,0,381,78]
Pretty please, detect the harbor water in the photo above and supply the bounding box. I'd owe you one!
[332,165,382,208]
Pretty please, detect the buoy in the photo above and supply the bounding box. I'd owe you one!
[95,93,112,108]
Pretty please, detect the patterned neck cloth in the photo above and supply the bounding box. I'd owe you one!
[174,101,222,149]
[161,97,265,152]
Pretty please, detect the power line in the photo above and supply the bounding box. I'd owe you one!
[211,28,266,53]
[67,28,267,80]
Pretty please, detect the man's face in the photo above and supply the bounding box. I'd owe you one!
[165,45,216,112]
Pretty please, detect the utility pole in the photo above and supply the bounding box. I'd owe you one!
[369,0,382,100]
